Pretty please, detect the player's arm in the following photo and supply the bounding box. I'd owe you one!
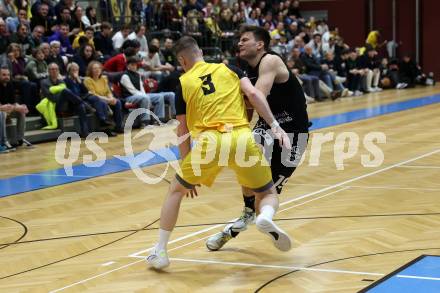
[254,55,281,97]
[240,77,291,149]
[240,77,275,127]
[175,83,191,160]
[176,114,191,160]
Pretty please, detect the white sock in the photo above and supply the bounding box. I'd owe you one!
[259,205,275,221]
[156,229,171,251]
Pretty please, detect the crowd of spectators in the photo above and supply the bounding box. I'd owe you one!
[0,0,436,153]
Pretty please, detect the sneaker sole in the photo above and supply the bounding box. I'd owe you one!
[256,218,292,251]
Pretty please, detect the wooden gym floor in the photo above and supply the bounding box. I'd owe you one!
[1,86,440,292]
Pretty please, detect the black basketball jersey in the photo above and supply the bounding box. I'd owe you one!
[243,52,310,132]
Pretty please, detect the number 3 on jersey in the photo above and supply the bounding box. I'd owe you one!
[199,74,216,95]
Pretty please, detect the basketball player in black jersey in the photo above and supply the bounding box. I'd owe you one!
[206,25,310,251]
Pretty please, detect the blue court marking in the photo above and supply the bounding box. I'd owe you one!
[1,94,440,198]
[364,255,440,293]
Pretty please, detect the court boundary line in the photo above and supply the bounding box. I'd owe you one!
[171,257,440,282]
[49,148,440,292]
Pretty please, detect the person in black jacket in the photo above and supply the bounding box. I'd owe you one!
[0,66,32,148]
[346,49,364,96]
[46,40,67,76]
[398,54,418,88]
[357,47,382,92]
[94,22,114,62]
[302,45,341,98]
[72,44,96,76]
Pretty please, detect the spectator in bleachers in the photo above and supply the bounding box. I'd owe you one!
[10,23,31,54]
[112,23,131,52]
[321,51,349,96]
[379,57,398,89]
[161,38,177,68]
[56,6,72,26]
[307,33,323,60]
[48,23,74,56]
[0,0,16,19]
[103,46,136,82]
[84,61,123,133]
[286,22,299,40]
[261,11,275,31]
[0,66,32,149]
[72,44,96,77]
[357,47,382,92]
[94,21,114,60]
[120,57,165,127]
[72,26,95,50]
[315,20,329,35]
[3,43,39,114]
[143,44,174,82]
[41,62,92,137]
[25,47,48,82]
[334,48,350,82]
[322,36,335,56]
[397,54,434,88]
[40,42,50,59]
[202,1,214,18]
[288,48,321,102]
[270,22,286,40]
[184,9,203,42]
[54,0,75,19]
[71,5,86,32]
[30,3,55,36]
[64,62,114,133]
[28,25,44,54]
[6,8,29,33]
[83,6,99,29]
[31,0,55,20]
[0,17,11,54]
[160,0,181,30]
[292,35,305,52]
[346,49,364,96]
[302,45,340,99]
[288,0,302,20]
[245,9,259,26]
[183,0,202,17]
[128,24,149,57]
[46,41,67,76]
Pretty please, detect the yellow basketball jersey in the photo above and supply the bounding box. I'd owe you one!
[179,61,249,137]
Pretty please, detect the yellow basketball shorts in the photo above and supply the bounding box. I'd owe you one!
[176,127,273,192]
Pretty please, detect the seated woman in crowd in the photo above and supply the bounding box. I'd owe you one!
[72,44,96,76]
[64,62,115,134]
[84,61,124,133]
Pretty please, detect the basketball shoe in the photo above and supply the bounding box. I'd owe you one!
[256,215,291,251]
[206,223,234,251]
[146,246,170,269]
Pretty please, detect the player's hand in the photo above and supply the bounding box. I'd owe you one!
[186,184,200,198]
[272,126,292,150]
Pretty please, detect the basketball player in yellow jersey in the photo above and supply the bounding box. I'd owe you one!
[147,36,292,270]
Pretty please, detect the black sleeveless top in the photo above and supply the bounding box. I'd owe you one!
[243,52,310,132]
